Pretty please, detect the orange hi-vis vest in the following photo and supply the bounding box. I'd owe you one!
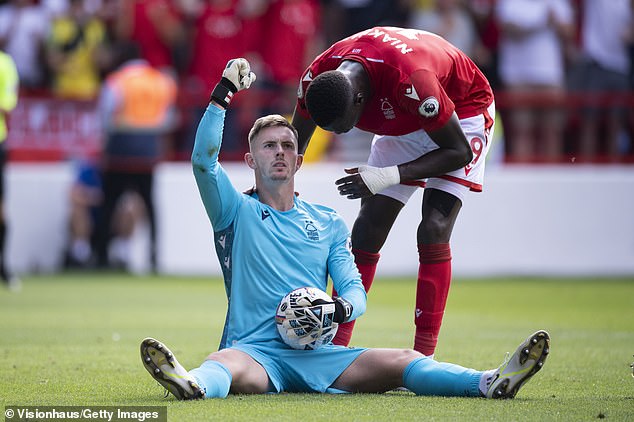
[106,62,176,130]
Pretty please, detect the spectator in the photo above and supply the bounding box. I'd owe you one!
[178,0,265,160]
[44,0,109,100]
[259,0,322,113]
[93,42,177,271]
[568,0,634,162]
[495,0,575,162]
[464,0,501,89]
[320,0,411,46]
[0,0,51,91]
[113,0,185,73]
[0,47,19,290]
[64,159,145,269]
[410,0,478,59]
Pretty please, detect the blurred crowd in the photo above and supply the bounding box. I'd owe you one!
[0,0,632,272]
[1,0,633,164]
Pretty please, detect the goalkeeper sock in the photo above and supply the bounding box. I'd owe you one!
[189,360,232,398]
[403,357,482,397]
[332,248,380,346]
[414,243,452,356]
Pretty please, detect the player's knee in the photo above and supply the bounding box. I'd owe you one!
[418,215,451,242]
[392,349,424,369]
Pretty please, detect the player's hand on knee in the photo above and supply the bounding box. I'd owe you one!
[210,58,257,109]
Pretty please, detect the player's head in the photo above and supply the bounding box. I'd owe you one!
[248,114,299,149]
[246,114,302,183]
[305,70,360,134]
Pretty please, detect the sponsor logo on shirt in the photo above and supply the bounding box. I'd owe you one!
[381,98,396,120]
[261,209,271,220]
[418,96,439,117]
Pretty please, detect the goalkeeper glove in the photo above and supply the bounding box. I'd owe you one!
[210,58,257,109]
[313,296,353,324]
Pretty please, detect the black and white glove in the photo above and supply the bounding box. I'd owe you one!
[280,294,353,347]
[210,58,257,109]
[313,296,353,324]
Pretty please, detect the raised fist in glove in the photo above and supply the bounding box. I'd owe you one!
[211,58,257,109]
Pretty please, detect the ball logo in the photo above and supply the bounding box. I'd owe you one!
[418,96,439,117]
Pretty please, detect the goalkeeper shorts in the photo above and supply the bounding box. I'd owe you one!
[230,342,368,393]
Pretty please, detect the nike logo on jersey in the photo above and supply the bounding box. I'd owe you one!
[404,85,420,101]
[415,308,422,318]
[262,210,271,220]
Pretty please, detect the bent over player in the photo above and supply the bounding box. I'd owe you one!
[292,27,496,356]
[139,58,549,400]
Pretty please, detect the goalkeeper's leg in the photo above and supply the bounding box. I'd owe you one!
[189,360,232,398]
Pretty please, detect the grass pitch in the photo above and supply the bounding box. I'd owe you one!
[1,274,633,421]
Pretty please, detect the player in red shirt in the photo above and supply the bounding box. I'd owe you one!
[292,27,496,357]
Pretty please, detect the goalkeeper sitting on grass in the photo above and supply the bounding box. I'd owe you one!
[140,58,549,400]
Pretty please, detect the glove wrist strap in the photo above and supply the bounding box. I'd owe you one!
[333,296,353,323]
[210,77,238,109]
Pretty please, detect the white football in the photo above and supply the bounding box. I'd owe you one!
[275,287,338,350]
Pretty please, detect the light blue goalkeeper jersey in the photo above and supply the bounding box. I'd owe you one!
[192,105,366,350]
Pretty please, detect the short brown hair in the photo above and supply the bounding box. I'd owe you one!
[248,114,299,146]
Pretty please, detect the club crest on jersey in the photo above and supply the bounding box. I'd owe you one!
[304,220,319,241]
[381,98,396,120]
[418,96,439,118]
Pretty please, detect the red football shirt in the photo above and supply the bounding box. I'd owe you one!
[296,27,494,135]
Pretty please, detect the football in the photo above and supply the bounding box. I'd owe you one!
[275,286,338,350]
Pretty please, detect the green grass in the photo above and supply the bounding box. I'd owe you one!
[1,274,633,421]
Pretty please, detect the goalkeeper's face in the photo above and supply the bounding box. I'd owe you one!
[246,126,303,182]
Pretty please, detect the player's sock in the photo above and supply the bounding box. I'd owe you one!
[332,248,380,346]
[403,357,482,397]
[414,243,452,356]
[478,369,497,396]
[189,360,232,398]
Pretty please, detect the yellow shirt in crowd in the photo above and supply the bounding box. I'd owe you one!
[0,51,18,142]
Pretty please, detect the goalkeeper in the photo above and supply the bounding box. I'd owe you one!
[140,58,549,400]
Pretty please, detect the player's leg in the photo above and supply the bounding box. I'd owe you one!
[199,348,271,395]
[140,338,270,400]
[414,102,495,357]
[332,194,403,346]
[333,330,550,398]
[414,188,462,357]
[332,348,482,396]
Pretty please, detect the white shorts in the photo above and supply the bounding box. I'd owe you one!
[367,101,496,204]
